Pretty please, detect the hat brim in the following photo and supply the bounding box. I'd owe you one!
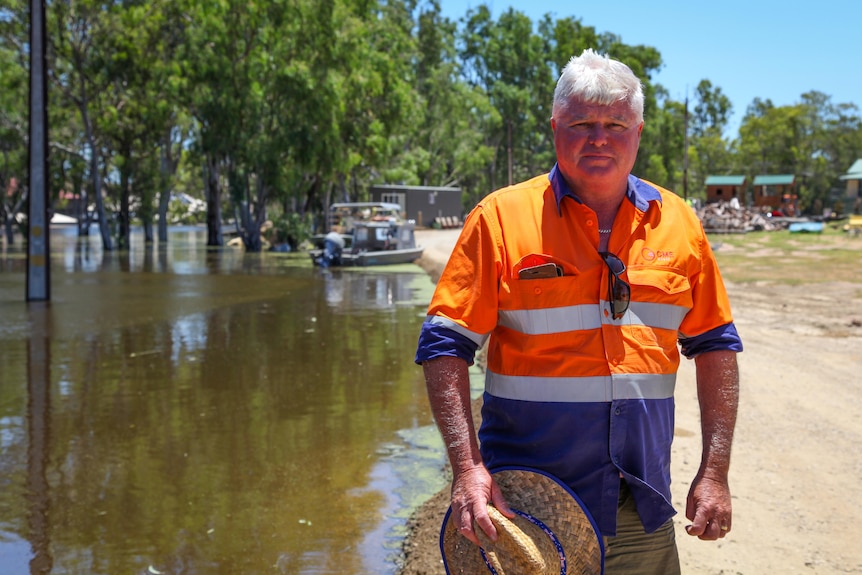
[440,466,604,574]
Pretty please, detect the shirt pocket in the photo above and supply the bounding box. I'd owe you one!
[502,267,584,310]
[626,266,692,346]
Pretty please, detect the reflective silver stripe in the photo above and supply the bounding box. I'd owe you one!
[485,371,676,402]
[498,304,601,334]
[497,301,689,335]
[424,315,489,348]
[600,300,689,330]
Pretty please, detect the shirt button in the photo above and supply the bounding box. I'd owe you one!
[534,287,542,295]
[614,408,621,415]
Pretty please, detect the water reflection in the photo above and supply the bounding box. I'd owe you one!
[0,228,447,575]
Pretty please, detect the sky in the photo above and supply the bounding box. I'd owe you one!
[437,0,861,138]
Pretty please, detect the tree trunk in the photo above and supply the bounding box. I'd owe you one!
[2,193,26,244]
[157,131,177,244]
[2,210,14,244]
[118,158,131,250]
[81,107,112,250]
[205,155,223,247]
[241,171,268,252]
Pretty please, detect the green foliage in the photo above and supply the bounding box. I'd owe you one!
[167,195,206,225]
[0,0,29,235]
[2,0,858,236]
[268,211,314,250]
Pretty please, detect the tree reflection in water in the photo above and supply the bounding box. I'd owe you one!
[0,228,445,575]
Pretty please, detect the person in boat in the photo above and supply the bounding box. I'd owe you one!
[415,48,742,574]
[320,228,346,266]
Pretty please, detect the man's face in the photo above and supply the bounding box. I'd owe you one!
[551,98,643,197]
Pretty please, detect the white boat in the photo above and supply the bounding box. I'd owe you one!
[309,202,423,267]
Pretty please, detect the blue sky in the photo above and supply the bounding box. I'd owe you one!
[437,0,861,138]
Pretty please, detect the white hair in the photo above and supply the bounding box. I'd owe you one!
[553,49,644,122]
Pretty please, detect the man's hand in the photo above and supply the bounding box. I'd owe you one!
[450,466,514,546]
[685,474,732,540]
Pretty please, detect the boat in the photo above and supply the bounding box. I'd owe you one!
[309,202,423,267]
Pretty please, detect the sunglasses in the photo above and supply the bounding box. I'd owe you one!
[599,252,631,320]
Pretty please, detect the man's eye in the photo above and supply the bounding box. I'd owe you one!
[607,123,627,132]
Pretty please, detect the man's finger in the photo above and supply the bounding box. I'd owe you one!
[489,482,515,519]
[456,507,480,546]
[685,508,708,538]
[473,508,499,543]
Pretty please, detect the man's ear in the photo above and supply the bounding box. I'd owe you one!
[550,117,557,133]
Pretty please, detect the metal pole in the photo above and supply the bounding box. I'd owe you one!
[683,94,689,201]
[507,120,513,187]
[27,0,50,301]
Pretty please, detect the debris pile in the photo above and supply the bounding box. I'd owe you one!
[695,202,781,233]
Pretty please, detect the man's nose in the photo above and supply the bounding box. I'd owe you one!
[587,125,609,145]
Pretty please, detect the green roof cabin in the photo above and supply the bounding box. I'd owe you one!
[840,159,862,201]
[705,175,747,204]
[752,174,796,211]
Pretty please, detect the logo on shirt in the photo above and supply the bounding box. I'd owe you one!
[642,247,674,262]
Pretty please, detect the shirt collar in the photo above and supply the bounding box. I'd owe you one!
[548,163,662,215]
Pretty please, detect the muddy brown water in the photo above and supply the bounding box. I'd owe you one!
[0,226,459,575]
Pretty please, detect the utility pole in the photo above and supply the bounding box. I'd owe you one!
[683,93,689,201]
[507,120,513,186]
[27,0,50,301]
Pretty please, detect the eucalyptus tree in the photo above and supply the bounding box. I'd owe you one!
[726,93,862,213]
[459,5,553,192]
[0,0,28,243]
[179,0,264,247]
[314,0,418,211]
[737,98,814,205]
[96,0,188,246]
[738,97,801,172]
[640,88,686,192]
[381,0,497,212]
[691,79,732,138]
[48,0,117,250]
[794,91,862,209]
[96,3,154,248]
[685,79,735,196]
[48,100,90,233]
[269,0,420,234]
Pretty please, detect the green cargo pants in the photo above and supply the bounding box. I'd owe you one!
[603,481,681,575]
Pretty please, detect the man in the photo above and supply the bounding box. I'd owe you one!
[320,227,346,266]
[415,49,742,574]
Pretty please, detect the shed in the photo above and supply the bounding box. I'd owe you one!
[705,175,747,204]
[752,174,796,212]
[370,184,463,228]
[840,159,862,208]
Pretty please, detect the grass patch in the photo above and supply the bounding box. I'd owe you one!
[709,229,862,285]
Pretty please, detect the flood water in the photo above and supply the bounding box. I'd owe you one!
[0,226,465,575]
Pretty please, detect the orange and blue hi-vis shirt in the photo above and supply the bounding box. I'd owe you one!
[415,165,742,536]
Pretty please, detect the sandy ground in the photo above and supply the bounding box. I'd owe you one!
[403,229,862,575]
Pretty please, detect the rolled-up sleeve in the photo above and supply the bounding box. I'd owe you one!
[415,205,501,365]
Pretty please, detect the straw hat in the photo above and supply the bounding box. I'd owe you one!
[440,467,603,574]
